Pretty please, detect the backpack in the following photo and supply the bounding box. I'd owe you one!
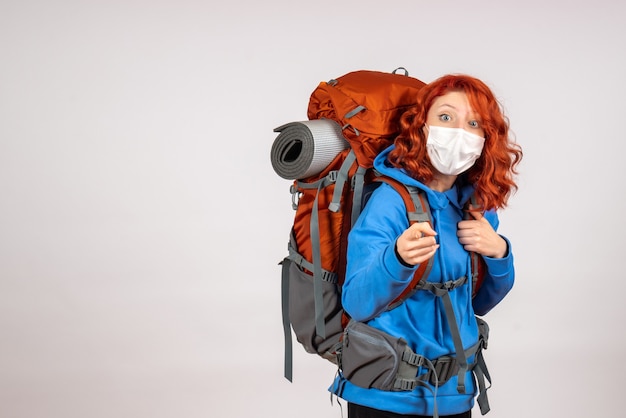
[270,68,487,386]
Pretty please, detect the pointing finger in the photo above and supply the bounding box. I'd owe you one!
[408,223,437,240]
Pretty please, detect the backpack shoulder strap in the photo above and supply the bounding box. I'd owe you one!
[373,175,434,309]
[376,175,487,300]
[464,194,487,297]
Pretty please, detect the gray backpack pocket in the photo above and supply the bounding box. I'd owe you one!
[287,260,344,363]
[340,319,412,391]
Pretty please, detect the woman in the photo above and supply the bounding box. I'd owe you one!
[332,74,523,418]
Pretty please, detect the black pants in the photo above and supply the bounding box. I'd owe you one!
[348,403,471,418]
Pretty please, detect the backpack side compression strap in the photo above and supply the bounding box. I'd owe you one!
[314,151,355,338]
[281,170,341,382]
[280,257,294,382]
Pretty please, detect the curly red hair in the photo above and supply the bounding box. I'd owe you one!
[388,74,523,210]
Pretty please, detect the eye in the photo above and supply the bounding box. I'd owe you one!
[438,114,451,122]
[469,120,481,128]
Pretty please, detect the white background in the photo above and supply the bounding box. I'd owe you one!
[1,1,624,417]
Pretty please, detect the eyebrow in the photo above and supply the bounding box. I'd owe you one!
[435,103,480,118]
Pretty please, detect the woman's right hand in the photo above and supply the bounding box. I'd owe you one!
[396,223,439,266]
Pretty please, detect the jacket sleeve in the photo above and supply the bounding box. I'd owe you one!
[342,184,418,322]
[472,210,515,316]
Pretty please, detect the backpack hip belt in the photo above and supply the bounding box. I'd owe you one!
[338,278,492,416]
[394,321,489,391]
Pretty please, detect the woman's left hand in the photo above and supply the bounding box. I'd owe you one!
[457,210,508,259]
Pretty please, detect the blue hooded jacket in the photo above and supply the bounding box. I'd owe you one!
[330,145,515,416]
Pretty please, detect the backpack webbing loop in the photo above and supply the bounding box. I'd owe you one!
[344,105,366,120]
[340,103,363,136]
[392,67,409,76]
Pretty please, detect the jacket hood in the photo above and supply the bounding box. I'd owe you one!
[373,145,476,210]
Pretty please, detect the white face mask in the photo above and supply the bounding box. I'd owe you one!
[425,125,485,176]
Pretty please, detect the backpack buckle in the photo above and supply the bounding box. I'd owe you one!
[427,356,459,386]
[410,355,459,388]
[342,123,360,137]
[290,184,301,210]
[443,276,467,291]
[443,280,456,291]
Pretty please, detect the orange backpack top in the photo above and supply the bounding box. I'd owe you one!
[307,68,426,169]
